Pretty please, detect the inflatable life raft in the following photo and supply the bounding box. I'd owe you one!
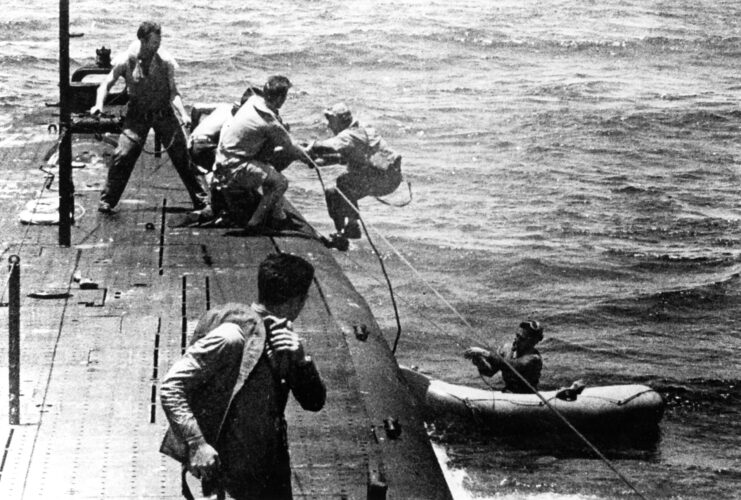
[400,366,665,434]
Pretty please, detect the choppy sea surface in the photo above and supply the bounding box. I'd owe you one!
[2,1,741,498]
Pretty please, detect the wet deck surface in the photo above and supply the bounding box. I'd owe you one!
[0,135,450,499]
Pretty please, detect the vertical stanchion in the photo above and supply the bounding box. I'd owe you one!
[58,0,72,246]
[154,132,162,158]
[8,255,21,425]
[181,274,187,354]
[205,276,210,311]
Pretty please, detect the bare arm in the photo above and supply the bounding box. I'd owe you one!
[171,88,190,128]
[90,69,120,114]
[166,57,190,128]
[464,346,500,377]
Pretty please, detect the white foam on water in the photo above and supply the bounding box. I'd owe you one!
[432,442,601,500]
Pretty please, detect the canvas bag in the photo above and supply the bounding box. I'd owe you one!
[363,127,402,174]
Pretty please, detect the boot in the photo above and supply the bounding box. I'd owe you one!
[341,219,361,239]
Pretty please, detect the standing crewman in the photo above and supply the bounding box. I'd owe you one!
[306,103,402,240]
[90,21,209,215]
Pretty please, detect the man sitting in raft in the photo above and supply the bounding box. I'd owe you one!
[306,103,402,240]
[464,320,544,394]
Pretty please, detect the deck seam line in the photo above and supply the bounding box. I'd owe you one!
[17,256,77,500]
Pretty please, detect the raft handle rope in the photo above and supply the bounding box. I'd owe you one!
[327,189,648,500]
[374,179,413,207]
[266,116,403,341]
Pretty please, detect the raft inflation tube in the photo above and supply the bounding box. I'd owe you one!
[400,366,665,434]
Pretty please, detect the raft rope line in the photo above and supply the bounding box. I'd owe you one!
[578,389,658,407]
[373,179,413,207]
[301,156,404,351]
[326,186,649,500]
[278,125,640,499]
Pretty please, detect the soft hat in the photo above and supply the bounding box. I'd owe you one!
[324,102,353,122]
[519,320,544,341]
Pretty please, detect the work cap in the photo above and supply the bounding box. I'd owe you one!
[519,320,543,341]
[324,102,353,122]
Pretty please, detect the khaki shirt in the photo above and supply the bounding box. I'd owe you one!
[314,122,399,173]
[215,95,304,169]
[189,103,235,146]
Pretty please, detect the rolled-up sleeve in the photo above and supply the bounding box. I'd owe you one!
[314,130,363,158]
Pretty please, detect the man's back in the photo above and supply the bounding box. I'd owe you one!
[316,123,398,173]
[191,103,234,143]
[216,95,286,167]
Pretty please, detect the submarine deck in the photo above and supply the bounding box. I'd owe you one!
[0,134,452,499]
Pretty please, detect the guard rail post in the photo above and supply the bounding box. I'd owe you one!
[8,255,21,425]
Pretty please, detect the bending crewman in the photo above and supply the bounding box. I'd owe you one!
[212,76,310,231]
[307,103,402,239]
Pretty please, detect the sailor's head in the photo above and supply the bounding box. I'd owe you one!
[136,22,161,57]
[263,75,292,110]
[515,320,543,348]
[324,102,353,133]
[258,253,314,320]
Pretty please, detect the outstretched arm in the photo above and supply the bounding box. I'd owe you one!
[90,69,120,115]
[305,131,358,166]
[464,346,500,377]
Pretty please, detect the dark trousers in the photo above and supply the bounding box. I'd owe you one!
[189,142,216,173]
[326,160,401,231]
[101,111,209,209]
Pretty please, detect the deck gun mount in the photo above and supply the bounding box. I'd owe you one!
[68,46,128,116]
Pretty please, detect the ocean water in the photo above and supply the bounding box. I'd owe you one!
[2,0,741,498]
